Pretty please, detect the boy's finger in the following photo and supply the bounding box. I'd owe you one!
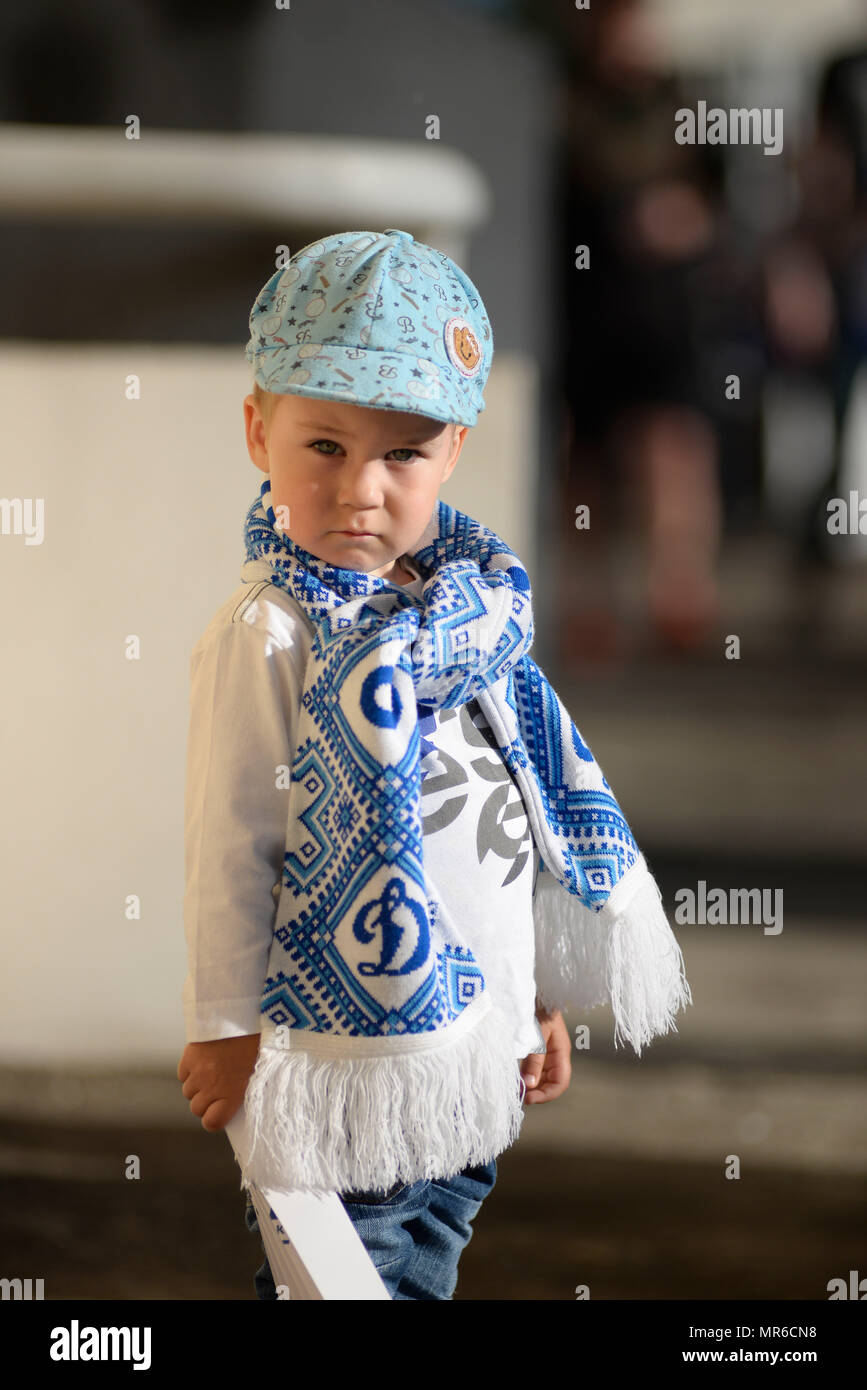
[529,1062,570,1098]
[202,1097,235,1133]
[188,1091,211,1119]
[539,1057,570,1089]
[524,1072,551,1103]
[525,1078,566,1104]
[521,1057,545,1090]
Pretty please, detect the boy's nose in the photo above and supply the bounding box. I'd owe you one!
[335,458,386,508]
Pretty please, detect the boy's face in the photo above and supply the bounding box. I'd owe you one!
[243,392,468,582]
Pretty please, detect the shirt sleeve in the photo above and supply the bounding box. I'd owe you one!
[182,608,305,1041]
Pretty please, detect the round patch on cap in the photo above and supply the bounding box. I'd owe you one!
[443,316,483,379]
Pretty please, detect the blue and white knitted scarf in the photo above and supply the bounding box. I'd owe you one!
[240,479,691,1194]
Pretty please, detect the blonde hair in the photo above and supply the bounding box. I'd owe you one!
[251,380,280,435]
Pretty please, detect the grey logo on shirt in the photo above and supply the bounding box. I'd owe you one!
[417,699,532,888]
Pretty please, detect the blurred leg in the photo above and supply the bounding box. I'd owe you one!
[625,405,722,651]
[561,411,623,667]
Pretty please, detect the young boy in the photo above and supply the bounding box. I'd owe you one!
[177,228,691,1301]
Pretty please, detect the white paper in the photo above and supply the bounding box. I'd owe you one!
[226,1103,392,1301]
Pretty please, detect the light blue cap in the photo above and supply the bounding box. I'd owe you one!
[246,228,492,427]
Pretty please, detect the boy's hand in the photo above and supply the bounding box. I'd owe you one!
[177,1034,261,1132]
[520,1005,571,1104]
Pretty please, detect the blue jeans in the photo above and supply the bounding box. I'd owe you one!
[244,1159,497,1301]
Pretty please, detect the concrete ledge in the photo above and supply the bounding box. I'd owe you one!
[0,123,490,247]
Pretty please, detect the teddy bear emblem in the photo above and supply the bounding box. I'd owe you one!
[444,316,483,378]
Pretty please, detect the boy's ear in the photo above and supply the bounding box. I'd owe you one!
[443,424,468,482]
[244,394,270,474]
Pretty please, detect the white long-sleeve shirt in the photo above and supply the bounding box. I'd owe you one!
[182,553,546,1058]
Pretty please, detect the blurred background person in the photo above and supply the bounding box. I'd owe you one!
[766,43,867,572]
[548,0,727,660]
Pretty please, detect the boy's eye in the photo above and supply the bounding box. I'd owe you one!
[309,440,418,461]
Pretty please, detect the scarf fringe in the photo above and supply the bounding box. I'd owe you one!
[238,998,525,1194]
[532,855,692,1056]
